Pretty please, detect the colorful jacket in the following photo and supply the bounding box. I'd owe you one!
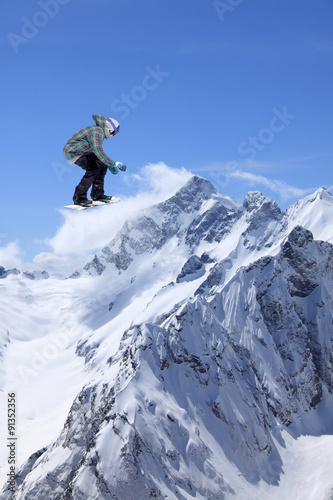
[63,115,118,174]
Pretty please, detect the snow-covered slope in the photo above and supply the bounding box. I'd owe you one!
[1,176,333,499]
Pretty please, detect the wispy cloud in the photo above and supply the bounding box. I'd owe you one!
[230,169,310,200]
[193,153,332,201]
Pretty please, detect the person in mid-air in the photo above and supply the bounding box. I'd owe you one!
[63,114,126,207]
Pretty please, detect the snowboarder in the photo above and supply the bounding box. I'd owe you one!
[63,114,127,207]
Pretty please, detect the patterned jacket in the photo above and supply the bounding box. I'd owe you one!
[63,115,118,174]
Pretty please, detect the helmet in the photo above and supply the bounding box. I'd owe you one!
[105,117,120,137]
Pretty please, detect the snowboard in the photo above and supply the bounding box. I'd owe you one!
[64,197,121,211]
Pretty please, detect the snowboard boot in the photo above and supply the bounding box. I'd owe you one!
[73,196,93,207]
[91,195,113,203]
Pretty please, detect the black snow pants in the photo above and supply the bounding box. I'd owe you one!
[73,153,108,201]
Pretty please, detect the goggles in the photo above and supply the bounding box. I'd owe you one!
[107,118,120,135]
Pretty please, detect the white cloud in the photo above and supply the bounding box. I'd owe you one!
[124,162,193,198]
[0,241,25,270]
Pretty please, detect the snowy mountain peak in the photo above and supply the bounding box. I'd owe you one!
[311,186,332,202]
[155,175,240,216]
[243,190,271,210]
[243,190,282,220]
[285,186,333,244]
[151,175,217,217]
[173,174,218,200]
[287,186,332,212]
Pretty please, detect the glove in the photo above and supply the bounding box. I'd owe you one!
[108,164,118,175]
[115,161,127,172]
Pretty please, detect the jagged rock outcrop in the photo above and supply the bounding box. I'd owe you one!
[0,266,20,279]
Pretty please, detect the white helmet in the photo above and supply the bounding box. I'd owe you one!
[105,117,120,137]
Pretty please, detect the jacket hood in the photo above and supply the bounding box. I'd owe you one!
[92,114,108,129]
[92,114,111,138]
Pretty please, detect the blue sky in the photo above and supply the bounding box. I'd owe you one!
[1,0,333,272]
